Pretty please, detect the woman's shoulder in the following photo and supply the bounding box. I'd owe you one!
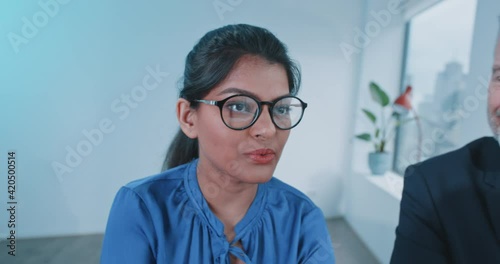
[265,177,318,213]
[122,162,191,197]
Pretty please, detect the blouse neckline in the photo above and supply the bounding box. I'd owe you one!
[183,159,269,242]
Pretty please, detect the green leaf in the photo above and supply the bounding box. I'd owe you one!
[355,133,371,141]
[375,128,380,138]
[369,82,390,107]
[362,109,376,123]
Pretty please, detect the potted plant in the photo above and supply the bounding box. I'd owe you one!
[355,82,415,175]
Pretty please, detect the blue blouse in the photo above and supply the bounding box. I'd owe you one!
[101,159,335,263]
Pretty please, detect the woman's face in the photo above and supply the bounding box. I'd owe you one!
[194,55,291,184]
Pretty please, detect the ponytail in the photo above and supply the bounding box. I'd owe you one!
[162,129,199,171]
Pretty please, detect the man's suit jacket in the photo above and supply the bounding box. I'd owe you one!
[391,137,500,264]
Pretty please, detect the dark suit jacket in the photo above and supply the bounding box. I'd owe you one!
[391,137,500,264]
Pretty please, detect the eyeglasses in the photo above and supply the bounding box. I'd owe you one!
[193,94,308,130]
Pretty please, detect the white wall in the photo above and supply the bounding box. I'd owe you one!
[344,0,409,263]
[0,0,363,238]
[346,0,408,206]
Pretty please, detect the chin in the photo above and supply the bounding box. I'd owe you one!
[224,157,279,183]
[488,112,500,136]
[244,175,274,184]
[241,165,276,184]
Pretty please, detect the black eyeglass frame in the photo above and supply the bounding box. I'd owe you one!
[193,94,308,130]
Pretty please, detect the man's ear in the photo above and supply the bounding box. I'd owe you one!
[177,98,198,139]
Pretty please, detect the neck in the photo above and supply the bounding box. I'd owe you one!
[196,162,258,231]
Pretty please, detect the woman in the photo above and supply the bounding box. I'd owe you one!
[101,24,335,264]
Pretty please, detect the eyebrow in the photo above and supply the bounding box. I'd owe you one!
[217,87,291,100]
[217,87,259,98]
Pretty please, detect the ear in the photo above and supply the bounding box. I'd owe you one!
[177,98,198,139]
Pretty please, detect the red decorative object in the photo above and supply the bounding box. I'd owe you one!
[393,85,422,162]
[394,86,413,112]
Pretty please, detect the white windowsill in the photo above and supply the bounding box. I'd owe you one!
[364,171,404,201]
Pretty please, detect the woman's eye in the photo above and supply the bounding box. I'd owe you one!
[275,105,291,115]
[227,102,250,112]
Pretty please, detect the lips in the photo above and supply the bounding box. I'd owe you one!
[245,149,276,164]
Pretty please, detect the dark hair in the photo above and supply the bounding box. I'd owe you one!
[162,24,301,171]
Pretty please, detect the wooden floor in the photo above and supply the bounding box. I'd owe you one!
[0,218,379,264]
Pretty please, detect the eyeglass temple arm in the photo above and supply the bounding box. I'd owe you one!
[194,99,218,106]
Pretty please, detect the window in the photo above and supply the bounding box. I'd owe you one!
[394,0,477,175]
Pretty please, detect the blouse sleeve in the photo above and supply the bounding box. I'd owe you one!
[101,187,157,264]
[299,207,336,264]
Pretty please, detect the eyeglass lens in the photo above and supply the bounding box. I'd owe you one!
[221,95,304,129]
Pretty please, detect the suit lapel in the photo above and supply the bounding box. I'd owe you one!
[472,137,500,242]
[480,171,500,242]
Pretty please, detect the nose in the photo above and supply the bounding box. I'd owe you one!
[249,105,276,139]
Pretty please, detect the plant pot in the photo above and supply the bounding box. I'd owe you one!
[368,152,391,175]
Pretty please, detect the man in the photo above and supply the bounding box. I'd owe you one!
[390,28,500,263]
